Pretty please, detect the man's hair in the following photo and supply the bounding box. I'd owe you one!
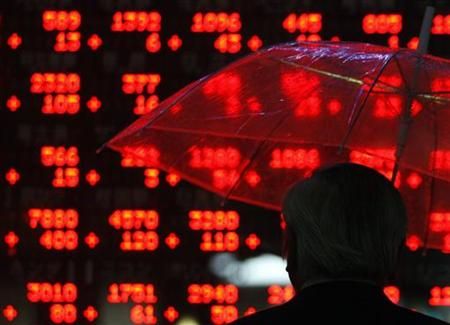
[282,163,407,287]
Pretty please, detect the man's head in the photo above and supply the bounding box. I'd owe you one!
[282,163,407,289]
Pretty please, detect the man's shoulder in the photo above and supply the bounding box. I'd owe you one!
[230,302,295,325]
[389,304,448,325]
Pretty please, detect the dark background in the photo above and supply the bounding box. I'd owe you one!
[0,0,449,324]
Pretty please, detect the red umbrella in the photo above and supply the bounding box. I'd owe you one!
[103,39,450,250]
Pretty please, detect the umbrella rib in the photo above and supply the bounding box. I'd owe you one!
[273,56,450,103]
[220,106,298,206]
[339,52,399,152]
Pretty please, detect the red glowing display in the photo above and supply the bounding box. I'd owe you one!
[87,34,102,50]
[191,12,241,33]
[86,96,102,112]
[130,305,157,324]
[7,33,22,49]
[6,95,21,111]
[200,232,239,252]
[4,231,19,249]
[211,305,238,324]
[267,285,295,305]
[406,172,423,189]
[384,286,400,304]
[111,12,161,32]
[429,212,450,233]
[214,33,242,53]
[83,306,98,322]
[429,286,450,306]
[30,73,80,94]
[283,13,322,33]
[28,208,78,229]
[3,305,18,321]
[189,147,241,169]
[50,304,77,324]
[41,146,79,167]
[187,284,239,304]
[84,232,100,249]
[109,210,159,230]
[431,150,450,170]
[86,169,101,186]
[407,36,419,50]
[269,148,320,170]
[167,34,183,51]
[431,14,450,34]
[247,35,263,52]
[54,32,81,52]
[245,234,261,250]
[53,168,80,187]
[189,210,240,231]
[5,168,20,185]
[134,95,160,115]
[406,235,422,252]
[163,306,179,322]
[166,173,181,187]
[39,230,78,250]
[122,74,161,94]
[349,149,400,187]
[165,233,180,249]
[121,231,159,251]
[146,33,161,53]
[27,282,78,303]
[362,14,402,34]
[107,283,157,304]
[43,11,81,31]
[42,94,80,114]
[121,149,160,167]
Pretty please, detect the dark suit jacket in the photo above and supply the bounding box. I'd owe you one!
[231,281,448,324]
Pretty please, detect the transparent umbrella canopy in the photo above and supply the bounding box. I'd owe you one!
[103,40,450,251]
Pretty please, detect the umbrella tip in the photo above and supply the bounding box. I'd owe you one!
[95,142,108,154]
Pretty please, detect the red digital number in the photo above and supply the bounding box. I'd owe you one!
[349,148,400,187]
[120,231,159,251]
[189,210,239,231]
[28,208,78,229]
[134,95,159,115]
[107,283,157,304]
[269,148,320,170]
[111,11,161,32]
[282,13,322,33]
[189,147,241,170]
[362,14,402,34]
[31,73,80,94]
[42,94,80,114]
[429,212,450,233]
[267,285,295,305]
[200,232,239,252]
[130,305,157,324]
[109,210,159,230]
[41,146,79,167]
[210,305,238,325]
[187,284,238,304]
[429,286,450,306]
[50,304,77,324]
[39,230,78,250]
[121,149,160,168]
[27,283,77,303]
[191,12,241,33]
[122,74,161,94]
[431,14,450,34]
[43,11,81,31]
[214,33,242,53]
[431,151,450,171]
